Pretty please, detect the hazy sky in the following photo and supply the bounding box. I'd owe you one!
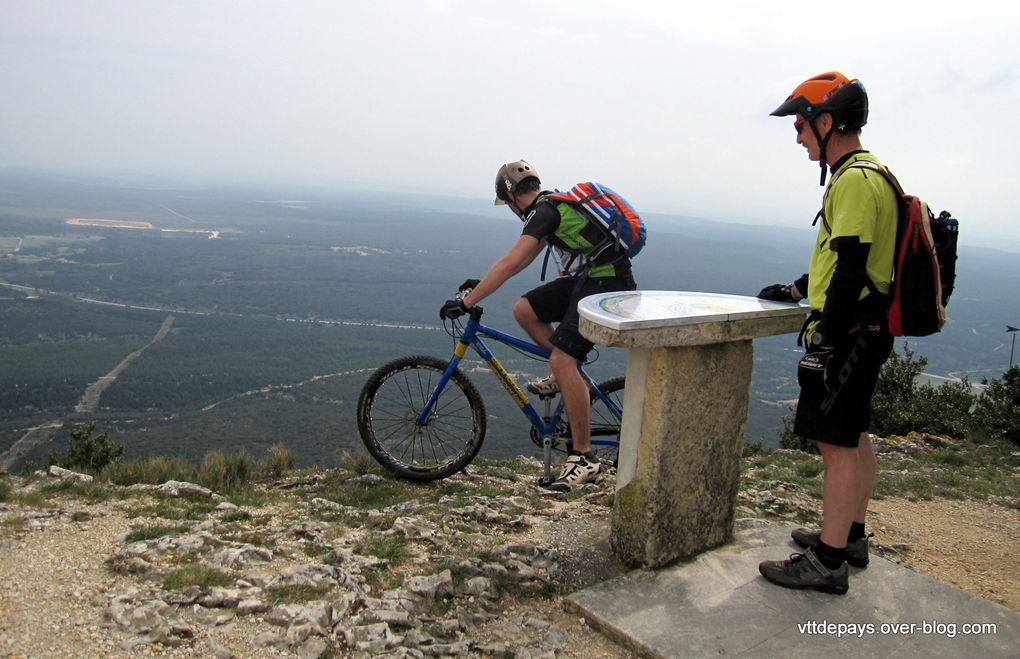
[2,1,1018,247]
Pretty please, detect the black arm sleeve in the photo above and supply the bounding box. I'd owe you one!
[818,237,871,338]
[793,273,809,298]
[521,202,560,240]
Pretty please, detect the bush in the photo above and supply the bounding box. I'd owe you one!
[0,478,12,503]
[870,344,976,438]
[778,409,817,454]
[256,443,296,478]
[195,450,252,493]
[102,456,193,486]
[974,366,1020,446]
[776,344,978,447]
[163,565,233,590]
[49,422,124,474]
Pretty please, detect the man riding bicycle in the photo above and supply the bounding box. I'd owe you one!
[439,160,637,491]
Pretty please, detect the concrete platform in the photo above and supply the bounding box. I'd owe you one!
[566,523,1019,658]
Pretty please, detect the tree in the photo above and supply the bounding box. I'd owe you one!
[870,344,976,438]
[974,366,1020,446]
[49,422,124,474]
[779,344,977,450]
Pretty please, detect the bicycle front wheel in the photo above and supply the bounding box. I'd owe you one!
[357,355,487,481]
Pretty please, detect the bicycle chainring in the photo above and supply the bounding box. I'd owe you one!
[529,419,570,453]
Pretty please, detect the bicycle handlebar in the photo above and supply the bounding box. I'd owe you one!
[455,289,483,320]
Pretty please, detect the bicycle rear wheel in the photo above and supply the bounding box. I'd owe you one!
[589,376,625,467]
[357,355,486,481]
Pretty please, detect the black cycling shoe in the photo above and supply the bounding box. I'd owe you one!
[758,547,849,595]
[791,527,870,568]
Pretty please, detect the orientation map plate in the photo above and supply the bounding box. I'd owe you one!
[578,290,806,332]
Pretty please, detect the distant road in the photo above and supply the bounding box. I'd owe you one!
[0,314,175,473]
[74,315,175,414]
[0,281,443,332]
[0,423,63,473]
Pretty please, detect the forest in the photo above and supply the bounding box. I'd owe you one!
[2,172,1016,467]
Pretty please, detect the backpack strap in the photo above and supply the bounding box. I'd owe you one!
[539,244,553,281]
[833,160,904,303]
[535,195,613,281]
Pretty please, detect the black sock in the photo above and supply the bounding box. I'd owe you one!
[814,540,845,570]
[848,522,866,543]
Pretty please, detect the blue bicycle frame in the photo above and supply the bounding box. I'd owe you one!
[419,307,623,457]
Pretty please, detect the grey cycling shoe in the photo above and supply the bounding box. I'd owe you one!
[759,547,849,595]
[791,527,870,568]
[526,374,559,396]
[544,453,600,492]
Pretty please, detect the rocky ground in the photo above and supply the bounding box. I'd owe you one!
[1,440,1017,658]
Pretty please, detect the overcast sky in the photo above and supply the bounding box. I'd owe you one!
[2,1,1018,248]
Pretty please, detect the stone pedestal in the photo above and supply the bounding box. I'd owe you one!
[579,291,805,568]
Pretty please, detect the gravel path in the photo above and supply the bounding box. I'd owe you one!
[869,497,1020,610]
[1,472,1015,657]
[0,502,289,659]
[0,504,135,657]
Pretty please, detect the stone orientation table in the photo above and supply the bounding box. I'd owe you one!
[578,291,806,568]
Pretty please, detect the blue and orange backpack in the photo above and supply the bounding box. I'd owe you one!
[544,182,647,262]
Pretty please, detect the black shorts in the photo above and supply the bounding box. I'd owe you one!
[523,271,636,361]
[793,326,893,447]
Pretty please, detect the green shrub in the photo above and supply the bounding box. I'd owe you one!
[320,479,417,510]
[869,345,975,438]
[125,524,189,543]
[974,366,1020,447]
[102,456,192,486]
[341,450,386,476]
[0,478,12,503]
[163,565,233,590]
[256,443,295,478]
[778,410,817,453]
[195,450,252,493]
[48,422,124,474]
[353,535,409,563]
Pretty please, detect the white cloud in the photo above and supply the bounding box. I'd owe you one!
[0,0,1017,247]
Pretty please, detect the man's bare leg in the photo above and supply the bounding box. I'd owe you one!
[855,431,876,523]
[817,442,862,550]
[513,297,554,350]
[550,348,589,452]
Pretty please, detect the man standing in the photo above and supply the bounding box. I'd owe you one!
[757,73,897,594]
[440,160,637,492]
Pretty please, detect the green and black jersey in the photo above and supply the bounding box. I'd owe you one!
[520,195,629,278]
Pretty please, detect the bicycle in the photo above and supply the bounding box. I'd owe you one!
[356,292,625,486]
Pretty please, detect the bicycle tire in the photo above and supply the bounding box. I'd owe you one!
[589,376,625,467]
[357,355,486,481]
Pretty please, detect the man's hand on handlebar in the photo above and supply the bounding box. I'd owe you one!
[458,278,480,293]
[439,298,468,320]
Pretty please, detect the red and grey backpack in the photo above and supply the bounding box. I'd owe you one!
[830,162,959,337]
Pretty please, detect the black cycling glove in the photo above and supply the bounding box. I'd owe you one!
[439,298,468,320]
[757,283,796,302]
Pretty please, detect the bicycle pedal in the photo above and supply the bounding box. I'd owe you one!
[537,475,555,488]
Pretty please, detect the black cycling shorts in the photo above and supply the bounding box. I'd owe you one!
[522,271,636,361]
[793,326,893,448]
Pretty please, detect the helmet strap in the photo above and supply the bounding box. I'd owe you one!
[809,118,834,186]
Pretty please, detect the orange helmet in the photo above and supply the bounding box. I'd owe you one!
[771,71,868,132]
